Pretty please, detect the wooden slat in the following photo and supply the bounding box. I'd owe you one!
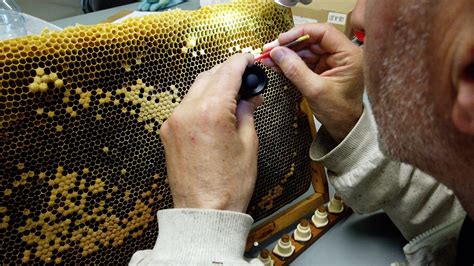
[300,99,329,199]
[246,99,331,251]
[300,99,317,138]
[246,193,325,251]
[311,162,329,201]
[271,207,352,265]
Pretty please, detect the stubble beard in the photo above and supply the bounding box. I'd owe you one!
[366,1,454,185]
[366,0,474,219]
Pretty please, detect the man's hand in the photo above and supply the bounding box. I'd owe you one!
[262,23,364,143]
[160,54,262,213]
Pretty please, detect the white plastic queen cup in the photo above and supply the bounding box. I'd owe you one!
[0,0,27,41]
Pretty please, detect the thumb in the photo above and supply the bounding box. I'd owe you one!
[236,97,262,147]
[270,47,324,97]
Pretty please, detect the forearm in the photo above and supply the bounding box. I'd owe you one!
[130,209,262,265]
[311,106,465,240]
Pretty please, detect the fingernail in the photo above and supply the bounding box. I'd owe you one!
[271,49,285,64]
[261,58,274,67]
[263,40,279,51]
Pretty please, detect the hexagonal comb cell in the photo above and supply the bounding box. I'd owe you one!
[0,0,313,264]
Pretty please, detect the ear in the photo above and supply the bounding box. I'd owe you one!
[452,54,474,135]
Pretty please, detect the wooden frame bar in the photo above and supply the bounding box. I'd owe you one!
[246,99,337,252]
[271,208,352,265]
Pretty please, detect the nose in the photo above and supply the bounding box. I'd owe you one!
[351,0,366,35]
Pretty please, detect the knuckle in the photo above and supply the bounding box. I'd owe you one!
[160,120,171,141]
[195,102,210,117]
[283,61,300,80]
[321,22,336,31]
[197,103,217,122]
[197,100,227,126]
[163,111,183,132]
[306,89,321,101]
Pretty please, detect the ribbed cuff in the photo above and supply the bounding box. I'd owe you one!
[310,106,379,174]
[151,209,254,264]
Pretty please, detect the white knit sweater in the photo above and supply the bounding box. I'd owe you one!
[130,106,465,265]
[311,106,465,265]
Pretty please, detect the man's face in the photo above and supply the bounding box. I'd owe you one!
[363,0,443,172]
[356,0,474,215]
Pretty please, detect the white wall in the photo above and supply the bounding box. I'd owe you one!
[16,0,83,21]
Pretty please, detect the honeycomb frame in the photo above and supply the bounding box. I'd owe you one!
[0,0,316,264]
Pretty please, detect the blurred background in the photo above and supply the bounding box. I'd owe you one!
[16,0,138,21]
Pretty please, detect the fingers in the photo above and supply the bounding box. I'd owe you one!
[272,23,353,55]
[263,24,355,65]
[246,95,264,110]
[313,54,331,74]
[185,70,213,100]
[270,46,324,97]
[183,63,221,101]
[277,24,324,50]
[263,39,280,52]
[261,49,320,68]
[186,54,254,100]
[218,53,255,75]
[261,57,276,68]
[207,53,255,99]
[236,97,261,147]
[296,49,321,64]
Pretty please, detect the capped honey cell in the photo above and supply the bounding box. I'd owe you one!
[0,0,312,264]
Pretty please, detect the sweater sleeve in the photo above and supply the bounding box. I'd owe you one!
[310,106,465,241]
[129,209,263,265]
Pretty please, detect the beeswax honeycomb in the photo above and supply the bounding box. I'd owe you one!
[0,0,313,264]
